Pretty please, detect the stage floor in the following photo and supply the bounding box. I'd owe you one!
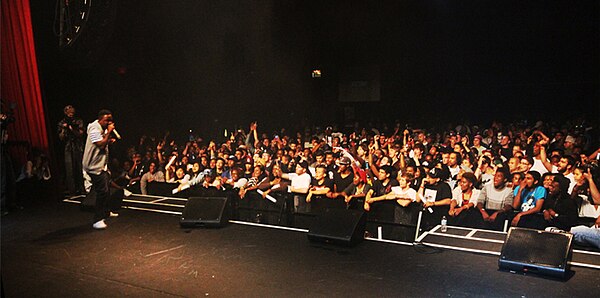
[2,199,600,297]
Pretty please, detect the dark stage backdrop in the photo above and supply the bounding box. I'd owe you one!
[30,1,599,146]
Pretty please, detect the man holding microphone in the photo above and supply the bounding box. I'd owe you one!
[82,109,119,229]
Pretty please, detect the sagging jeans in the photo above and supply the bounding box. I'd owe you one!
[570,225,600,249]
[89,171,110,222]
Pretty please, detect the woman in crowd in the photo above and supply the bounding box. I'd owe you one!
[167,166,189,184]
[188,162,203,181]
[343,168,370,210]
[448,172,483,228]
[239,165,266,199]
[571,164,600,225]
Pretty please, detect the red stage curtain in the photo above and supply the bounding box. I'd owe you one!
[1,0,49,165]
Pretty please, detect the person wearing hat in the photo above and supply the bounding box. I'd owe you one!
[279,161,312,213]
[563,135,576,156]
[472,134,486,157]
[418,167,453,230]
[324,151,338,177]
[327,156,354,199]
[221,155,237,180]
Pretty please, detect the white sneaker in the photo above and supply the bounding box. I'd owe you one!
[109,212,119,218]
[545,227,565,233]
[93,219,107,229]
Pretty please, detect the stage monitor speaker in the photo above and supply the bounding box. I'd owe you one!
[499,227,573,278]
[180,197,229,228]
[308,209,367,246]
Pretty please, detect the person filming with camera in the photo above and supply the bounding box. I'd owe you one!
[58,105,85,195]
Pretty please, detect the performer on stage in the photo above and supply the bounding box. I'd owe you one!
[82,109,118,229]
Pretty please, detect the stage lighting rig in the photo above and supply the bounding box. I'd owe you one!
[57,0,93,47]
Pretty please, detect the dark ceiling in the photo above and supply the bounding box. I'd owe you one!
[31,0,599,141]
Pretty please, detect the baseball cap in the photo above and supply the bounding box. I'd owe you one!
[428,167,442,179]
[564,135,575,143]
[339,156,351,165]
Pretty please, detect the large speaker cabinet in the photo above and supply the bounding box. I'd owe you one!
[180,197,229,228]
[499,227,573,278]
[307,209,367,246]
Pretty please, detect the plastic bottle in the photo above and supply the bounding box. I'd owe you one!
[441,216,448,232]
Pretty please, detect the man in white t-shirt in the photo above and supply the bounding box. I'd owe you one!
[281,161,311,212]
[386,173,419,207]
[82,109,117,230]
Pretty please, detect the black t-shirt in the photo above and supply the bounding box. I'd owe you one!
[423,182,452,202]
[410,178,422,191]
[311,177,334,191]
[371,179,400,197]
[343,183,371,196]
[544,193,578,220]
[333,172,354,193]
[406,158,425,168]
[500,147,512,160]
[326,164,338,179]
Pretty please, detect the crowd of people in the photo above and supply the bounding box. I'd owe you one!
[54,106,600,248]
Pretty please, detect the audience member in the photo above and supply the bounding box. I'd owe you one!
[140,161,165,195]
[449,172,483,228]
[543,175,578,231]
[81,118,600,238]
[477,168,514,230]
[511,171,547,229]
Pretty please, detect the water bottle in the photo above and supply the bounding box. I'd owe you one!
[441,216,448,232]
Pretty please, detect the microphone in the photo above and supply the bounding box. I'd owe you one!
[112,129,121,139]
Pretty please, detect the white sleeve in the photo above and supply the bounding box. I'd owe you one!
[451,188,462,205]
[181,174,191,184]
[470,189,481,207]
[88,124,103,143]
[234,178,248,189]
[292,174,311,189]
[408,188,417,202]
